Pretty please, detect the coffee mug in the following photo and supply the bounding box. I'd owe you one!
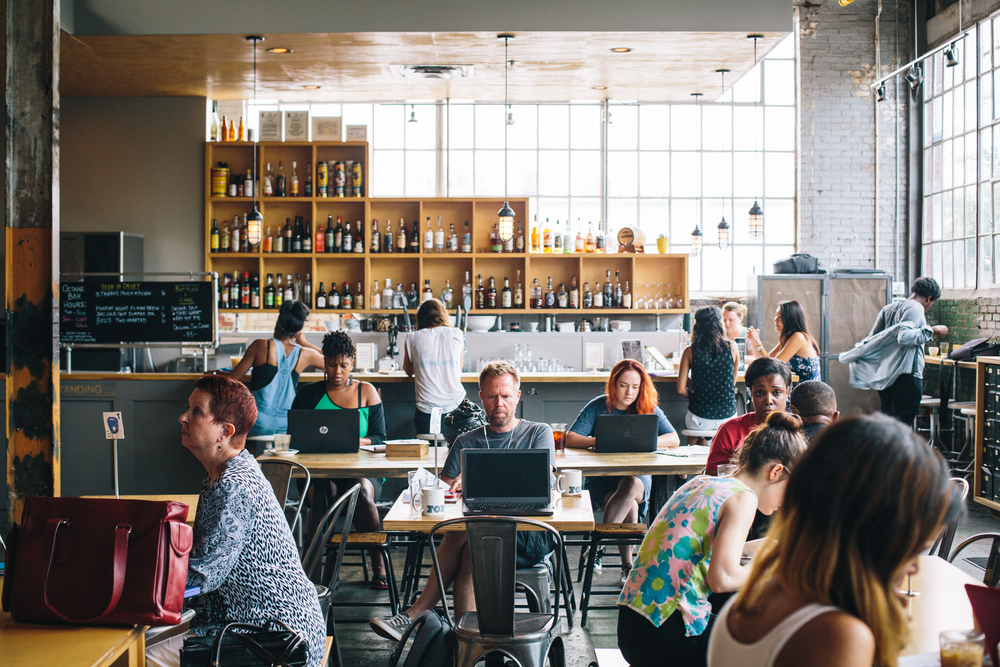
[411,485,446,517]
[556,469,583,497]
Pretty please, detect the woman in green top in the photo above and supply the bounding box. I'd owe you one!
[292,330,389,587]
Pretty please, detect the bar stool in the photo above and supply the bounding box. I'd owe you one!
[579,522,648,627]
[916,396,943,446]
[948,402,977,469]
[680,428,718,446]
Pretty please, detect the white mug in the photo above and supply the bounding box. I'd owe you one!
[411,485,446,517]
[556,469,583,497]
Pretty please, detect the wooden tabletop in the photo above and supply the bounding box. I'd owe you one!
[555,447,707,476]
[0,577,147,667]
[259,447,453,479]
[82,494,200,522]
[924,355,978,370]
[900,555,982,656]
[382,490,595,533]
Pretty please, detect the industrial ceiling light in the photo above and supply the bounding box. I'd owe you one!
[496,34,516,242]
[267,47,292,54]
[748,35,764,240]
[246,35,263,247]
[690,224,704,256]
[611,47,632,53]
[717,216,730,250]
[408,105,418,123]
[905,65,922,91]
[303,85,321,90]
[593,85,607,91]
[944,42,959,67]
[876,82,887,102]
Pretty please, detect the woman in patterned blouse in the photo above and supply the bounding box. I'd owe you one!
[146,375,325,667]
[616,411,807,667]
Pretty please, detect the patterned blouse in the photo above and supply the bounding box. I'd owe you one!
[187,449,325,667]
[787,354,820,382]
[618,475,751,636]
[688,345,736,420]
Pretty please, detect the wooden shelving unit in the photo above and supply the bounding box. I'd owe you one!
[205,141,689,314]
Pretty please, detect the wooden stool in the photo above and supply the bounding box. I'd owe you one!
[579,523,648,627]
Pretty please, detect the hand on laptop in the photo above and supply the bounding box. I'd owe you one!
[448,475,462,495]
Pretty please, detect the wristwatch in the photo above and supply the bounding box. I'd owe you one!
[756,344,765,353]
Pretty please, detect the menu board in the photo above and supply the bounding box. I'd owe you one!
[60,281,214,344]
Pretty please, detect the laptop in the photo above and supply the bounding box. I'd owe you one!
[285,409,361,453]
[461,448,555,516]
[594,414,659,453]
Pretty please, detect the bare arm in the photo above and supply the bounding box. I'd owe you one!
[402,345,414,377]
[706,489,758,593]
[676,347,693,397]
[442,474,459,493]
[296,347,326,374]
[226,339,266,382]
[657,431,680,449]
[564,430,595,449]
[774,613,875,667]
[731,341,740,382]
[293,331,322,354]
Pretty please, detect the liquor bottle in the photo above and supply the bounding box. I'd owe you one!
[238,115,246,142]
[603,270,614,308]
[316,282,327,309]
[382,279,395,310]
[515,221,525,253]
[371,281,381,309]
[542,218,553,253]
[285,274,295,303]
[291,217,303,253]
[575,219,585,253]
[342,221,353,254]
[544,278,556,308]
[354,221,365,253]
[274,274,284,308]
[434,216,445,253]
[304,162,313,197]
[514,270,524,308]
[264,273,275,308]
[220,274,230,309]
[342,281,353,310]
[410,220,420,254]
[220,116,229,142]
[329,282,340,309]
[501,277,512,309]
[504,227,514,253]
[219,219,231,252]
[562,221,572,255]
[383,219,394,254]
[263,163,274,196]
[422,279,434,302]
[276,161,286,197]
[475,274,485,310]
[583,282,593,308]
[570,275,580,309]
[530,214,540,253]
[324,215,335,253]
[441,280,454,308]
[595,221,606,253]
[462,271,473,308]
[614,269,623,308]
[304,273,313,306]
[447,223,458,253]
[244,170,253,199]
[263,226,273,253]
[252,273,260,308]
[315,218,325,253]
[355,282,364,310]
[290,161,299,197]
[230,273,240,308]
[210,219,220,252]
[553,221,563,254]
[405,283,416,308]
[490,223,502,253]
[282,218,293,252]
[274,224,285,253]
[334,216,344,253]
[370,219,382,254]
[461,221,472,253]
[302,220,312,253]
[623,280,632,309]
[423,217,434,253]
[228,118,236,142]
[585,223,596,253]
[557,282,568,308]
[530,278,542,309]
[210,103,220,141]
[396,218,407,253]
[480,276,494,309]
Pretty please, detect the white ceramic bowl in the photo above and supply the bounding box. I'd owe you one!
[610,320,632,332]
[466,315,497,332]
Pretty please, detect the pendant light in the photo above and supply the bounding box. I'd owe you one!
[748,35,764,240]
[715,69,732,250]
[408,105,418,123]
[496,34,515,242]
[690,224,704,255]
[245,35,264,247]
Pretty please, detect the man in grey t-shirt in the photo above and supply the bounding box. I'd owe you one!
[370,361,555,642]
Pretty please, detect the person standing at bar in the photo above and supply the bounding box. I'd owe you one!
[402,298,465,437]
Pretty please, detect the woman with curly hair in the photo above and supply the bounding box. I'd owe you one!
[291,330,390,588]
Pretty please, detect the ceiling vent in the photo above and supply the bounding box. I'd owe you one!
[389,64,474,80]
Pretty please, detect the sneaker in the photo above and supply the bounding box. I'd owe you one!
[369,612,413,642]
[592,547,605,576]
[620,565,632,587]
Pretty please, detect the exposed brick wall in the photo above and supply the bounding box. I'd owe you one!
[928,297,1000,346]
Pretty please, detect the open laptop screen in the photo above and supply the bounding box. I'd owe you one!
[461,449,551,505]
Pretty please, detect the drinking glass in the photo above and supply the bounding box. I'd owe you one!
[940,342,951,356]
[551,423,567,452]
[939,629,984,667]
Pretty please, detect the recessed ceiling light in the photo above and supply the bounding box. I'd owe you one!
[267,47,292,54]
[303,85,321,90]
[593,85,607,90]
[610,47,632,53]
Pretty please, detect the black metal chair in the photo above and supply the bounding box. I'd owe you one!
[948,532,1000,587]
[929,477,970,558]
[260,458,311,546]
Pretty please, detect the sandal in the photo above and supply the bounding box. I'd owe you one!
[371,574,390,590]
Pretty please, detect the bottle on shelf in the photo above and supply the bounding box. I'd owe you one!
[583,281,593,308]
[244,170,253,199]
[303,221,313,253]
[263,163,274,196]
[462,271,473,308]
[210,103,220,141]
[317,162,328,198]
[603,270,614,308]
[219,219,231,252]
[251,273,260,308]
[544,278,556,308]
[515,220,525,253]
[504,226,514,253]
[230,273,240,308]
[382,279,395,310]
[423,217,434,253]
[371,280,381,309]
[316,282,327,309]
[290,161,299,197]
[514,270,524,308]
[441,279,454,308]
[354,221,365,253]
[220,116,229,142]
[422,279,434,302]
[562,221,572,255]
[276,161,286,197]
[304,273,313,306]
[475,274,485,310]
[614,269,623,308]
[396,218,407,253]
[595,221,606,253]
[315,218,325,253]
[342,281,353,310]
[343,221,353,254]
[263,226,273,253]
[543,218,553,253]
[557,282,568,308]
[323,215,334,253]
[219,273,230,309]
[210,218,220,252]
[570,275,580,309]
[354,281,364,310]
[304,162,313,197]
[383,219,394,254]
[410,220,420,254]
[490,223,502,253]
[334,216,344,253]
[593,278,604,308]
[461,221,472,253]
[447,223,458,253]
[486,276,498,309]
[530,278,542,309]
[274,223,285,253]
[329,282,340,309]
[264,273,275,308]
[623,280,632,309]
[228,118,236,142]
[238,116,246,142]
[370,219,380,254]
[292,217,303,253]
[287,273,297,302]
[553,221,563,254]
[404,283,415,308]
[575,219,585,253]
[501,277,512,309]
[585,223,596,253]
[434,216,445,253]
[282,218,293,252]
[530,214,540,253]
[274,274,285,308]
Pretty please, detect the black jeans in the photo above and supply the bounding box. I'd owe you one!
[878,373,923,428]
[617,593,732,667]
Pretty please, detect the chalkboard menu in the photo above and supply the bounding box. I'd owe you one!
[60,281,215,344]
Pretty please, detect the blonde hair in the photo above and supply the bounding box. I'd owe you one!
[478,360,519,389]
[722,301,746,320]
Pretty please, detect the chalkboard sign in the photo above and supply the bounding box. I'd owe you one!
[60,281,215,344]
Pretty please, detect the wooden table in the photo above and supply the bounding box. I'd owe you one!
[82,494,200,523]
[0,577,147,667]
[901,555,981,656]
[259,447,452,479]
[555,447,707,476]
[382,490,596,533]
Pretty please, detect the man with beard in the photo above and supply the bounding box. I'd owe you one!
[370,360,555,641]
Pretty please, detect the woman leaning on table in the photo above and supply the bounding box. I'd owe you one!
[566,358,679,584]
[708,414,961,667]
[145,375,325,667]
[291,330,390,589]
[746,300,821,382]
[402,298,465,437]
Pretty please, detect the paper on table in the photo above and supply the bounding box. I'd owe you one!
[401,467,451,502]
[659,445,712,457]
[360,444,387,453]
[898,653,940,667]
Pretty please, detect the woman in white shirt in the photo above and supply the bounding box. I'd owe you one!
[403,299,465,436]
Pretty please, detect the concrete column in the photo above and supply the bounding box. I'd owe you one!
[5,0,60,528]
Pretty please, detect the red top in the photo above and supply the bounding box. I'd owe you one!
[706,412,760,474]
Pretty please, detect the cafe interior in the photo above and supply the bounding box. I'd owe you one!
[6,0,1000,665]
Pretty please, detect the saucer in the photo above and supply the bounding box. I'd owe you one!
[268,449,299,456]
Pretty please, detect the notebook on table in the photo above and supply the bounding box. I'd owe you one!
[461,448,555,516]
[594,414,659,453]
[966,583,1000,667]
[285,409,361,454]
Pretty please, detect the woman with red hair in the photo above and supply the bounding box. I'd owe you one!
[566,359,679,583]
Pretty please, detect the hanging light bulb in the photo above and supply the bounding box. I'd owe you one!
[747,35,764,241]
[944,42,959,67]
[748,202,763,239]
[717,216,730,250]
[690,225,704,256]
[246,36,264,246]
[408,105,418,123]
[496,34,516,242]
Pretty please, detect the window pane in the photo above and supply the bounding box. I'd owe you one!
[509,150,537,196]
[571,105,601,149]
[536,198,569,224]
[924,196,933,241]
[639,152,670,197]
[538,106,569,149]
[608,152,638,197]
[732,63,760,103]
[764,107,794,151]
[448,150,474,196]
[966,132,977,185]
[764,153,794,197]
[733,107,762,152]
[966,184,977,237]
[609,105,639,150]
[701,244,734,291]
[733,152,761,198]
[967,238,977,287]
[449,105,474,149]
[537,150,569,195]
[932,193,942,241]
[671,105,701,150]
[671,199,697,243]
[638,105,669,150]
[701,153,732,197]
[702,106,732,151]
[943,241,953,289]
[981,182,993,236]
[943,90,953,139]
[374,105,404,149]
[609,198,638,229]
[671,152,702,197]
[982,235,993,285]
[942,139,953,190]
[474,149,504,195]
[475,105,504,149]
[953,188,964,237]
[404,150,436,196]
[763,198,795,244]
[932,96,943,143]
[571,198,602,226]
[764,60,794,106]
[967,82,977,131]
[943,190,953,239]
[982,127,993,181]
[373,149,404,196]
[638,199,670,240]
[404,106,436,149]
[507,105,538,149]
[570,150,601,196]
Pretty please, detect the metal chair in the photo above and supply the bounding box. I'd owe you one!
[948,532,1000,587]
[260,458,311,546]
[578,523,647,627]
[929,477,970,558]
[302,482,361,667]
[430,516,566,667]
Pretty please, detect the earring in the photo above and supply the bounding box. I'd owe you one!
[217,444,222,450]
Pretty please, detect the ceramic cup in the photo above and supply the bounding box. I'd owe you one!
[556,469,583,496]
[929,346,940,357]
[411,485,446,517]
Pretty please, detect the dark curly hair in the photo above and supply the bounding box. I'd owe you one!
[910,277,941,302]
[744,356,792,390]
[321,330,356,360]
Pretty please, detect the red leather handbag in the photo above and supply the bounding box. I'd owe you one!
[2,496,193,626]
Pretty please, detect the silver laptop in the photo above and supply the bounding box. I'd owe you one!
[285,409,360,453]
[594,414,659,453]
[461,449,555,515]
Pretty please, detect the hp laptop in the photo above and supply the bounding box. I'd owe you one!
[594,414,659,453]
[461,448,555,516]
[285,409,361,453]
